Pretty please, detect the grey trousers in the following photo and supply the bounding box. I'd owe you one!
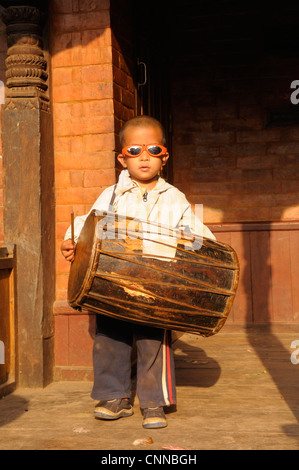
[91,315,176,409]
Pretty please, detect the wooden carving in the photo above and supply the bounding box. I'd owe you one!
[1,3,48,104]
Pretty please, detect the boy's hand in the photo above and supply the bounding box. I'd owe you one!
[61,239,76,262]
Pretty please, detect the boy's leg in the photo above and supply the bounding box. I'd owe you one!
[91,315,133,401]
[135,326,176,409]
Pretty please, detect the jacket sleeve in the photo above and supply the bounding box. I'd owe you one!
[64,186,115,242]
[178,203,216,241]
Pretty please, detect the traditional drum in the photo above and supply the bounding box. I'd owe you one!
[68,210,239,337]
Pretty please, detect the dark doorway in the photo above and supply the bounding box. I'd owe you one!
[134,2,173,182]
[111,0,173,182]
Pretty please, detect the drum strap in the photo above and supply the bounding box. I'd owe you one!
[108,184,117,210]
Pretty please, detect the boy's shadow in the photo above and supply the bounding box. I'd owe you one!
[0,395,30,427]
[172,333,221,388]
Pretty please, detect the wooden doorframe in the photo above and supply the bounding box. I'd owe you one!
[0,245,17,397]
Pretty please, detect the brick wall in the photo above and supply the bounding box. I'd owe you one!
[50,1,116,376]
[110,0,135,152]
[50,0,136,378]
[50,0,116,303]
[172,92,299,224]
[170,3,299,225]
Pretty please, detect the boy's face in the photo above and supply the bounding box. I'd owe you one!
[117,125,169,189]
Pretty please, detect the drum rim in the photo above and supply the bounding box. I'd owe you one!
[67,210,101,306]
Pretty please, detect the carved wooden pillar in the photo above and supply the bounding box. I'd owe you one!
[3,2,48,102]
[1,1,55,387]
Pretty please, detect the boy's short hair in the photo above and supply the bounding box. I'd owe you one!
[119,115,166,147]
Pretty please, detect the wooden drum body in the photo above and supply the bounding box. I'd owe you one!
[68,211,239,337]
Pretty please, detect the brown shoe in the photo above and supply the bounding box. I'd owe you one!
[94,398,133,420]
[142,406,167,429]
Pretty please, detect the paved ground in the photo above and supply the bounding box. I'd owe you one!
[0,327,299,450]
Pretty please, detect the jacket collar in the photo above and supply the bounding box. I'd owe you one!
[115,169,172,195]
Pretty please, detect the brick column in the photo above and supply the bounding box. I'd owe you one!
[51,0,117,378]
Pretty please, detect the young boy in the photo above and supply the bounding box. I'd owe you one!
[61,115,215,429]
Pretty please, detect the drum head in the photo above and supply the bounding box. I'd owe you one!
[67,210,100,306]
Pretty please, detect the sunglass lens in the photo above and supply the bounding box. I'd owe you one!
[127,146,142,156]
[148,145,163,155]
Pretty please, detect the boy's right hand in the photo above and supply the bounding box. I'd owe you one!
[61,239,76,262]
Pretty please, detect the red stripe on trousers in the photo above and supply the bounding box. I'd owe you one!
[166,332,174,405]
